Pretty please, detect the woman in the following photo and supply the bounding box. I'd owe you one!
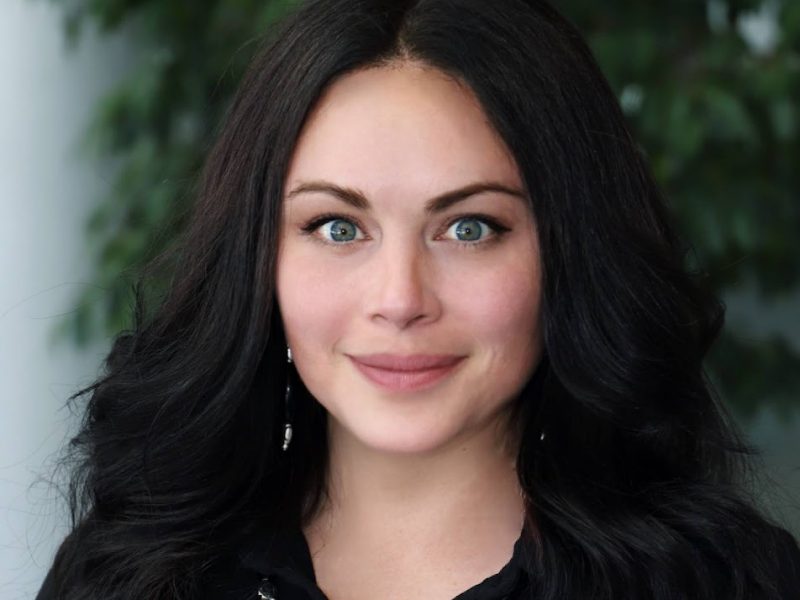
[37,0,800,598]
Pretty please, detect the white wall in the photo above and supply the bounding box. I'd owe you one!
[0,2,130,597]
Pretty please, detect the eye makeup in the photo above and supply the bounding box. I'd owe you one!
[298,212,512,249]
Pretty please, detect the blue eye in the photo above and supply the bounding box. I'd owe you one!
[446,217,492,242]
[319,218,364,243]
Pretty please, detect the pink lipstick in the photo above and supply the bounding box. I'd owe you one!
[347,353,465,392]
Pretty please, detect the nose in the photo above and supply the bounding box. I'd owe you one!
[364,237,441,329]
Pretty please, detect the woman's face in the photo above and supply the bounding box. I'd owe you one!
[276,64,543,455]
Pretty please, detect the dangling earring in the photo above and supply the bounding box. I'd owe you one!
[282,346,293,451]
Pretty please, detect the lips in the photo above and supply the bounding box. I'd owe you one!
[347,353,465,392]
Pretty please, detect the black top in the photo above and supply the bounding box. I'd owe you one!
[200,524,537,600]
[36,523,800,599]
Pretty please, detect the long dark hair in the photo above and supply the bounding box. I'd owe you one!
[47,0,796,598]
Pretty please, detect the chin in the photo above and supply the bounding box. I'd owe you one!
[343,418,460,455]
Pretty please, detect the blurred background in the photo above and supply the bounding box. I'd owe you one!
[1,0,798,597]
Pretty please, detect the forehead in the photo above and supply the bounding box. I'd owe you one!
[284,64,522,200]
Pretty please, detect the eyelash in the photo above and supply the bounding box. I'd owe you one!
[299,212,511,249]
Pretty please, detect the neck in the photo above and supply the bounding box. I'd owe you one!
[305,408,527,554]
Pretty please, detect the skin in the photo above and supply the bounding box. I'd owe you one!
[276,62,544,600]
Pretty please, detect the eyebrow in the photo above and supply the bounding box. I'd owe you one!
[285,179,527,213]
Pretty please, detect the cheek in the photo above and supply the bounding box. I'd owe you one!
[462,265,543,413]
[276,246,357,352]
[442,257,542,348]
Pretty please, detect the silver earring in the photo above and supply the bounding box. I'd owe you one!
[282,347,293,451]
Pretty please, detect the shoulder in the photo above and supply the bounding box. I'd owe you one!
[771,525,800,599]
[34,564,56,600]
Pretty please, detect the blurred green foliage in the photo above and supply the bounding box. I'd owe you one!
[48,0,800,418]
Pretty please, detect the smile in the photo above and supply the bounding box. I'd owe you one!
[347,354,465,392]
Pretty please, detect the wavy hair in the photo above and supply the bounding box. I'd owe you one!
[46,0,796,598]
